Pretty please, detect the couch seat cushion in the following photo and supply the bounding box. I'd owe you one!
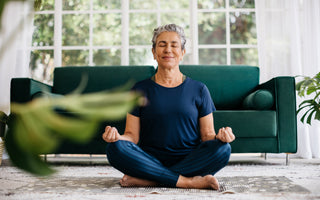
[213,110,277,138]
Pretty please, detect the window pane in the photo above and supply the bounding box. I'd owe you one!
[36,0,54,11]
[30,50,54,83]
[160,0,189,9]
[129,49,155,65]
[63,0,90,10]
[230,12,257,44]
[160,12,190,38]
[93,14,121,46]
[198,0,225,9]
[62,50,89,66]
[198,12,226,44]
[62,14,89,46]
[32,14,54,47]
[231,48,258,65]
[129,13,157,45]
[93,0,121,10]
[93,49,121,65]
[199,49,227,65]
[130,0,156,9]
[230,0,255,8]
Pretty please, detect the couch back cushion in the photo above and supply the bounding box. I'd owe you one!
[180,65,259,109]
[53,66,156,94]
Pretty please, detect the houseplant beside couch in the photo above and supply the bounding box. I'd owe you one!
[10,65,297,157]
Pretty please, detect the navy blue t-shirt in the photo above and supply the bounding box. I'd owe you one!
[131,77,216,166]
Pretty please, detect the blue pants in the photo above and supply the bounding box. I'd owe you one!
[106,139,231,187]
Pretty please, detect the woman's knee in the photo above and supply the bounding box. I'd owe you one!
[203,139,231,151]
[106,140,130,160]
[222,142,232,162]
[223,142,232,155]
[204,140,232,162]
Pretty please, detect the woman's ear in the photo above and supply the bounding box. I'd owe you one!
[152,48,157,60]
[180,48,186,61]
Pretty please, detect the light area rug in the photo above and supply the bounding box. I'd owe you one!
[12,176,309,195]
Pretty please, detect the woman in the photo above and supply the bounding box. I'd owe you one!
[102,24,235,190]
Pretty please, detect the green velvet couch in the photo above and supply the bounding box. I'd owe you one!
[10,65,297,156]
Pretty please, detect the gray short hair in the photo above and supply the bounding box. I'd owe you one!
[152,24,186,50]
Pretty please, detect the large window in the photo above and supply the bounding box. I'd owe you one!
[31,0,257,83]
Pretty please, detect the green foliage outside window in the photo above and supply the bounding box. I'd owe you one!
[93,0,120,10]
[36,0,54,10]
[230,12,257,45]
[93,14,122,46]
[93,49,121,66]
[198,12,226,45]
[62,50,89,66]
[32,14,54,47]
[62,14,90,46]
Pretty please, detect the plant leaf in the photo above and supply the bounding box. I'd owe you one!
[295,80,304,92]
[37,109,99,142]
[300,107,313,123]
[306,85,317,95]
[5,125,55,176]
[315,110,320,121]
[6,85,142,176]
[13,113,60,154]
[306,110,316,125]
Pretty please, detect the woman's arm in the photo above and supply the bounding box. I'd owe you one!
[102,113,140,144]
[199,113,216,142]
[199,113,235,143]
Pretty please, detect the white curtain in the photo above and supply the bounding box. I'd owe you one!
[0,2,33,160]
[0,1,33,114]
[255,0,320,158]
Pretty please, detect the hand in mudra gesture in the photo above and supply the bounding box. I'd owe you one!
[102,126,120,143]
[216,127,235,143]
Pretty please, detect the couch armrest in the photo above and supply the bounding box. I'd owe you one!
[259,76,297,153]
[10,78,53,103]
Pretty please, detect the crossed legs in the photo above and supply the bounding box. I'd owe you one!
[106,140,231,190]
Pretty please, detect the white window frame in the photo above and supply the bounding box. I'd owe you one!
[31,0,257,67]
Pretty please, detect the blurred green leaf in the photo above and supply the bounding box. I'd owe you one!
[6,86,142,176]
[37,109,99,142]
[6,122,55,176]
[14,113,60,154]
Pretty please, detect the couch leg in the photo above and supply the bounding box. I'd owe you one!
[260,153,267,160]
[286,153,290,166]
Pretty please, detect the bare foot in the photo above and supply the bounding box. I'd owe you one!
[120,175,158,187]
[176,175,219,190]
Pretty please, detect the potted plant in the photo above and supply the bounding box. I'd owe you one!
[296,72,320,125]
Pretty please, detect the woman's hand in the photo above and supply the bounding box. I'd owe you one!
[216,127,235,143]
[102,126,120,143]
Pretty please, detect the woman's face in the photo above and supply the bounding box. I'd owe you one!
[152,32,186,70]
